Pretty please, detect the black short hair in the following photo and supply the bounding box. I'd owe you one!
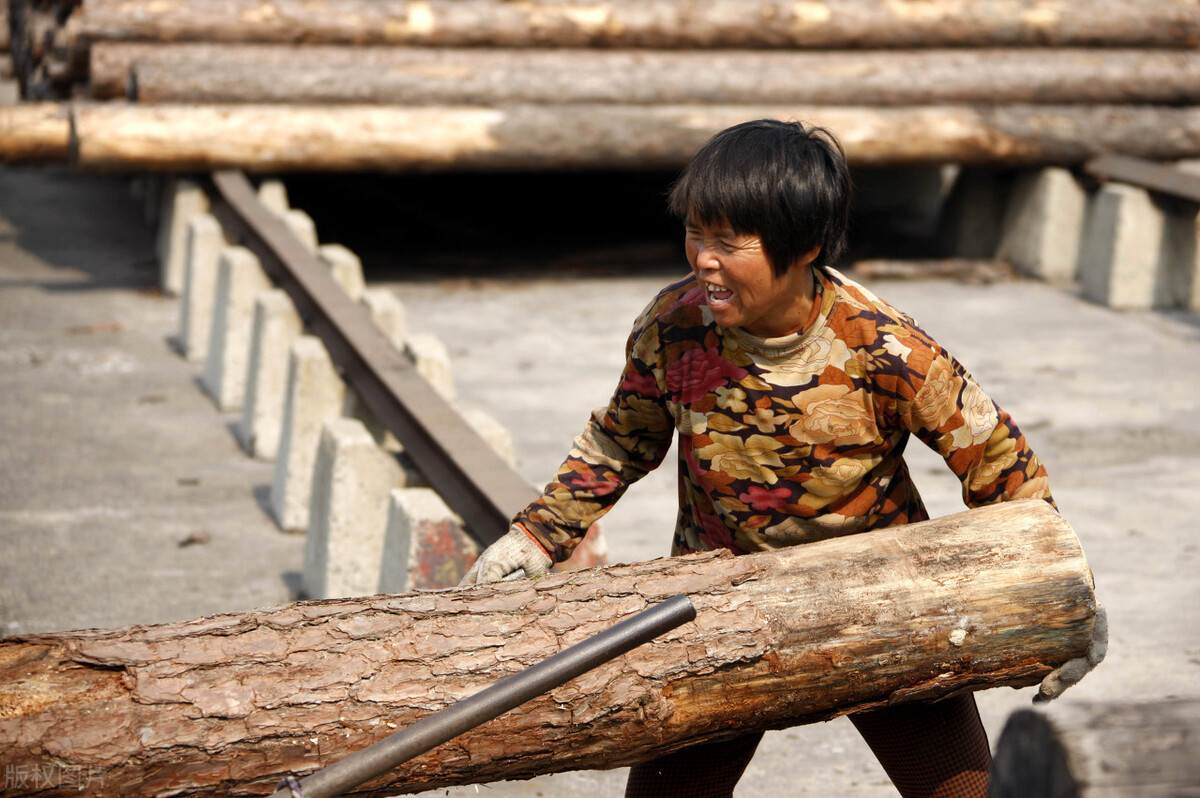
[668,119,851,277]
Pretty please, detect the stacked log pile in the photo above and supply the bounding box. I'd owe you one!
[2,0,1200,171]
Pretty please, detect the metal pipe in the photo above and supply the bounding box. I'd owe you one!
[269,594,697,798]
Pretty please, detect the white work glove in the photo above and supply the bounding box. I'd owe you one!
[459,525,553,586]
[1035,603,1108,702]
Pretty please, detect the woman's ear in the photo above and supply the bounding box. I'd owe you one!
[796,246,822,268]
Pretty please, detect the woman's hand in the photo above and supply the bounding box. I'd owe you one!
[1035,603,1108,702]
[459,525,553,586]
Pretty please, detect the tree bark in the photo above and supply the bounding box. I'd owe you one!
[65,102,1200,173]
[103,45,1200,107]
[21,0,1200,99]
[0,103,71,163]
[59,0,1200,51]
[0,500,1096,797]
[989,699,1200,798]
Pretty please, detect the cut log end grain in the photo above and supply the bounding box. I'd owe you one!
[0,103,72,163]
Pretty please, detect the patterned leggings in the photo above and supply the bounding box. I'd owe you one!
[624,694,991,798]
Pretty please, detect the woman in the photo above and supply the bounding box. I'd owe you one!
[461,120,1059,797]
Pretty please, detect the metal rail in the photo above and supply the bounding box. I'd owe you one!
[268,594,697,798]
[206,170,538,547]
[1083,154,1200,205]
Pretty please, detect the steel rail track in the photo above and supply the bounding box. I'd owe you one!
[205,169,536,548]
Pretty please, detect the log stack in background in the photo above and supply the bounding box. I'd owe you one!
[2,0,1200,171]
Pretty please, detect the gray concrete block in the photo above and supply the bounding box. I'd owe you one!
[140,175,164,229]
[318,243,366,301]
[271,336,347,532]
[405,332,456,402]
[238,289,303,460]
[155,178,209,296]
[303,418,405,599]
[458,403,516,467]
[1078,184,1164,310]
[256,179,289,216]
[996,167,1087,283]
[282,209,319,253]
[936,168,1017,259]
[179,213,225,363]
[378,487,479,593]
[340,388,393,453]
[1157,205,1200,312]
[361,287,409,348]
[347,287,412,452]
[1172,160,1200,314]
[202,246,272,411]
[0,81,19,106]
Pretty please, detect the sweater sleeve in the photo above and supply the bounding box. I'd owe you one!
[513,320,676,562]
[881,326,1055,510]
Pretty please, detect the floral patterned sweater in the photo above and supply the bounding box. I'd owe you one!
[515,266,1054,562]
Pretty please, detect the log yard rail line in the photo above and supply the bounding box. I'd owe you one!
[206,169,534,549]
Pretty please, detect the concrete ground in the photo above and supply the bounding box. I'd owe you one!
[1,165,1197,796]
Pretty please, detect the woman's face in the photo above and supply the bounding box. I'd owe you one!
[684,220,817,338]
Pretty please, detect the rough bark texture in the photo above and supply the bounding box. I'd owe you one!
[58,0,1200,50]
[109,46,1200,106]
[0,103,71,163]
[65,102,1200,173]
[15,0,1200,98]
[0,500,1095,797]
[989,699,1200,798]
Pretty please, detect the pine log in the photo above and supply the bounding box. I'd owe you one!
[66,102,1200,173]
[107,45,1200,107]
[57,0,1200,52]
[29,0,1200,99]
[0,500,1096,797]
[0,103,71,162]
[989,699,1200,797]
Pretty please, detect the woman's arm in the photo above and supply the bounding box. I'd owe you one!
[514,339,676,562]
[890,333,1055,509]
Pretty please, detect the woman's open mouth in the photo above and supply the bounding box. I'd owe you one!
[704,281,734,307]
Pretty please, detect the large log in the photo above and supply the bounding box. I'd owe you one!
[65,102,1200,173]
[58,0,1200,51]
[26,0,1200,98]
[108,45,1200,107]
[989,699,1200,797]
[0,103,71,162]
[0,500,1096,797]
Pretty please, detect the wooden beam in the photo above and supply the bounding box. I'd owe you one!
[64,102,1200,172]
[1085,153,1200,205]
[0,500,1096,797]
